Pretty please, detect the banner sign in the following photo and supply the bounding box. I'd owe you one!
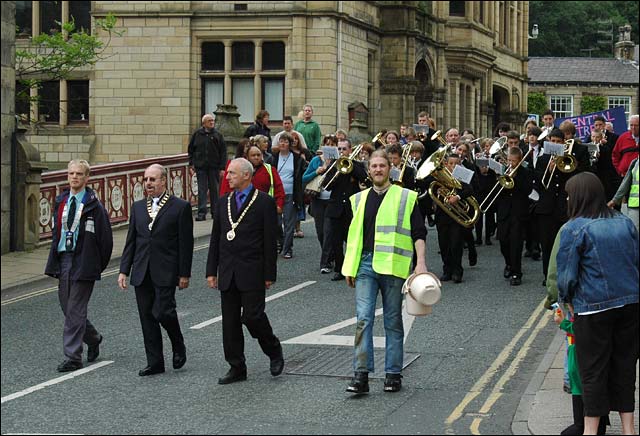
[555,106,627,139]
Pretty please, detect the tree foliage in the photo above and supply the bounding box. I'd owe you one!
[581,96,607,114]
[15,14,121,118]
[529,1,639,58]
[527,92,548,116]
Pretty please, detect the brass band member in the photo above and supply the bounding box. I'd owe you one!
[534,127,591,286]
[433,153,474,283]
[387,144,416,190]
[496,147,534,286]
[325,139,369,281]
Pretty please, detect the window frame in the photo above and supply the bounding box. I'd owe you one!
[549,95,574,119]
[608,96,632,126]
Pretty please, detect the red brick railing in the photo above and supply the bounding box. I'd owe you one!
[39,154,197,240]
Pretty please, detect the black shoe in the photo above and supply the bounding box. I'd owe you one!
[485,238,492,246]
[439,274,452,282]
[87,335,102,363]
[475,239,483,246]
[173,346,187,370]
[138,365,165,376]
[346,372,369,394]
[524,250,532,258]
[531,251,541,261]
[510,275,522,286]
[452,274,462,284]
[331,273,345,282]
[270,354,285,377]
[218,368,247,385]
[383,373,403,392]
[503,266,511,279]
[469,249,477,266]
[560,424,584,435]
[57,359,83,373]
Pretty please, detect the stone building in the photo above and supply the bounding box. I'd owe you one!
[528,25,639,129]
[13,1,531,168]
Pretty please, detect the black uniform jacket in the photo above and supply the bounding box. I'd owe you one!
[120,195,194,287]
[206,189,278,292]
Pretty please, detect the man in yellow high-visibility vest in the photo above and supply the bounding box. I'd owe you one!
[342,150,428,394]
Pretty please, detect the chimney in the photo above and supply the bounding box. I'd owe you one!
[614,24,634,61]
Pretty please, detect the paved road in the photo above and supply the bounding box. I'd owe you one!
[1,221,557,434]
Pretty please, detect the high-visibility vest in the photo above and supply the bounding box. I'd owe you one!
[630,161,639,208]
[263,163,274,198]
[342,184,418,280]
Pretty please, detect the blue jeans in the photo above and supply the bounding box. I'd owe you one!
[353,252,405,374]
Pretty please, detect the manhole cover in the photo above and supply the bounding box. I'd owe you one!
[284,346,420,379]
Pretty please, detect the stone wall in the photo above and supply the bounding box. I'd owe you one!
[1,1,15,254]
[25,130,95,170]
[92,15,192,162]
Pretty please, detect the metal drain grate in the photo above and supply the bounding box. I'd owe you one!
[284,346,420,379]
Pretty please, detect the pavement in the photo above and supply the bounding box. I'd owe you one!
[1,219,637,435]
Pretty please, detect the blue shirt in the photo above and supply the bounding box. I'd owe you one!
[57,189,86,253]
[235,183,254,208]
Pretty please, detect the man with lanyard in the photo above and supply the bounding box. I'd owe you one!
[45,159,113,372]
[342,150,427,394]
[206,158,284,385]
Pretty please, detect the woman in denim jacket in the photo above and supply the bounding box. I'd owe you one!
[557,172,639,436]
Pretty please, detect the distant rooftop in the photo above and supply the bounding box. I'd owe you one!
[528,57,639,85]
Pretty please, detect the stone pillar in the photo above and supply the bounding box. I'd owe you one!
[1,1,16,254]
[347,118,371,146]
[213,104,245,158]
[14,127,47,251]
[254,40,262,117]
[223,41,232,105]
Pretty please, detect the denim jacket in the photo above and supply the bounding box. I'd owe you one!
[557,214,639,313]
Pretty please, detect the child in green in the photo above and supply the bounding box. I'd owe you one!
[554,307,608,435]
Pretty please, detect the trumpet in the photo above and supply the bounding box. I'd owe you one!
[416,145,480,228]
[540,139,576,189]
[480,148,532,213]
[322,143,364,189]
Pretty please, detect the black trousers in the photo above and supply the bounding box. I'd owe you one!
[537,213,565,278]
[436,219,464,277]
[220,280,281,371]
[134,270,185,369]
[524,208,541,255]
[196,167,220,218]
[310,198,334,268]
[329,211,351,273]
[475,208,495,241]
[497,217,524,276]
[574,304,639,417]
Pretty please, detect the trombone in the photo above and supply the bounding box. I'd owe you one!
[480,148,532,213]
[322,143,364,189]
[540,139,576,189]
[391,143,413,187]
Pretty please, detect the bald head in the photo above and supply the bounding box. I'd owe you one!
[144,164,167,198]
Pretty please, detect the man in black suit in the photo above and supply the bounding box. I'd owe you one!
[118,164,194,376]
[534,128,590,285]
[496,147,533,286]
[206,158,284,385]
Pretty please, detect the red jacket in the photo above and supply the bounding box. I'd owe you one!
[612,131,639,176]
[220,163,285,210]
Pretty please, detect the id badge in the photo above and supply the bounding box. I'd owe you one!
[65,231,74,251]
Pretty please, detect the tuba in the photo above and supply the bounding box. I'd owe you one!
[372,130,388,149]
[416,146,480,228]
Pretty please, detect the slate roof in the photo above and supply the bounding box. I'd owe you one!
[528,57,639,85]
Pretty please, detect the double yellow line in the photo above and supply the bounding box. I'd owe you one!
[1,244,209,306]
[444,298,551,435]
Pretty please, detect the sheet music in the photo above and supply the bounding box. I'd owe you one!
[475,158,489,167]
[412,124,429,136]
[488,158,504,175]
[543,142,565,156]
[452,164,475,185]
[321,146,339,160]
